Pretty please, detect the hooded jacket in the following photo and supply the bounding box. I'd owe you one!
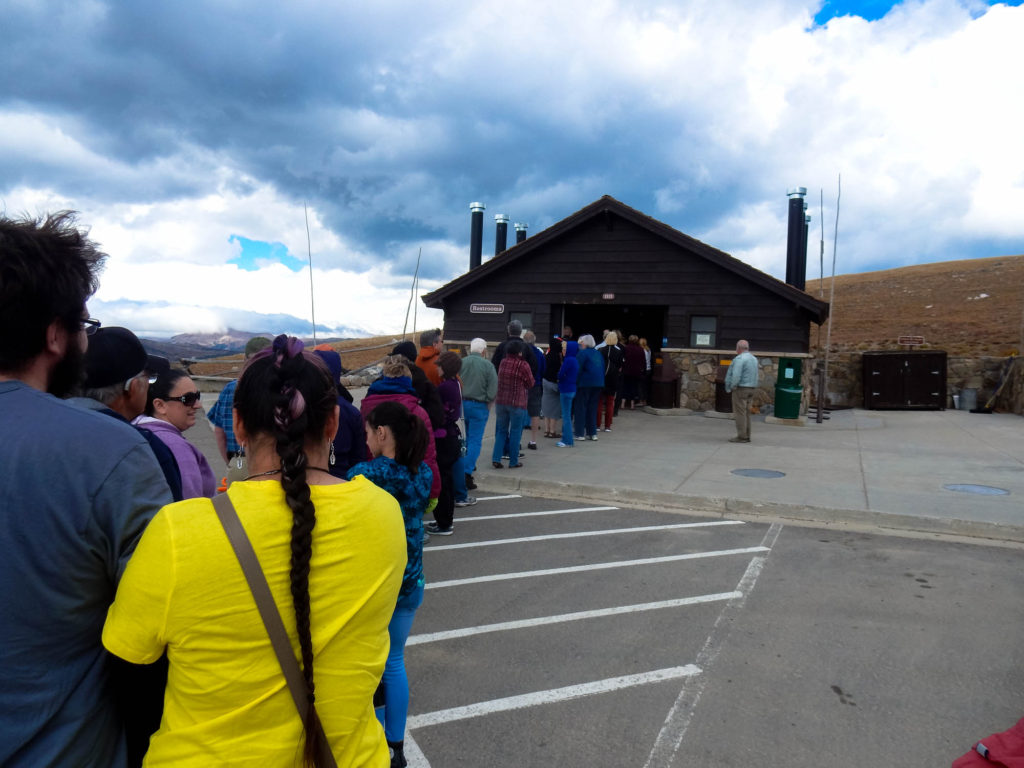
[415,346,442,386]
[558,342,580,394]
[360,376,441,499]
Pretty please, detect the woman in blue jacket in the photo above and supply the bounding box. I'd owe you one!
[573,334,605,441]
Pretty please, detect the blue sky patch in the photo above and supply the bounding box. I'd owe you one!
[228,235,307,272]
[815,0,1020,25]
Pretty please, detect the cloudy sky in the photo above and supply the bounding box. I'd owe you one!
[2,0,1021,338]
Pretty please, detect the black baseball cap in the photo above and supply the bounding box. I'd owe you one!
[84,327,165,389]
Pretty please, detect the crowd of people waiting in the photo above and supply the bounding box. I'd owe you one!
[0,211,654,768]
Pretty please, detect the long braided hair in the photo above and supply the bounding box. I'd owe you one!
[235,334,337,767]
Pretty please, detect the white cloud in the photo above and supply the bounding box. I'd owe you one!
[3,0,1023,339]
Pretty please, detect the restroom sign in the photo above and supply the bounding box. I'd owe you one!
[470,303,505,314]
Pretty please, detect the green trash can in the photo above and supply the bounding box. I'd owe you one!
[774,386,802,419]
[777,357,802,386]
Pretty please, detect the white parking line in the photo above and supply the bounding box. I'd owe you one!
[426,546,770,589]
[470,494,521,501]
[643,523,783,768]
[407,666,702,730]
[456,505,620,521]
[408,591,742,645]
[427,520,746,550]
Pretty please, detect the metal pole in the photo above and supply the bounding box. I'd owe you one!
[304,202,317,344]
[822,174,841,415]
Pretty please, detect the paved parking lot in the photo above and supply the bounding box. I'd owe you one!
[403,493,1024,767]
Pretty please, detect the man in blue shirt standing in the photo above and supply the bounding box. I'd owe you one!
[724,339,759,443]
[0,212,171,767]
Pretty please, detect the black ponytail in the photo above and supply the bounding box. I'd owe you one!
[366,401,428,473]
[235,335,336,767]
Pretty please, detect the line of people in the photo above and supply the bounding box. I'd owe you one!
[0,213,474,768]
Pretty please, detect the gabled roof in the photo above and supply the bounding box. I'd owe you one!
[423,195,830,324]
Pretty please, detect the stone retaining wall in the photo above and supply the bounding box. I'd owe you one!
[662,348,1022,416]
[663,350,812,414]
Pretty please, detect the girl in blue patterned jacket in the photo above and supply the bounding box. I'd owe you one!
[347,401,432,768]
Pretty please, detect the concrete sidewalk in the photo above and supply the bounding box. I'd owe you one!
[469,405,1024,544]
[192,387,1024,544]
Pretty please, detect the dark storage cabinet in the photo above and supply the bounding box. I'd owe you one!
[862,351,947,410]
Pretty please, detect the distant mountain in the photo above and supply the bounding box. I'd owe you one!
[140,329,358,364]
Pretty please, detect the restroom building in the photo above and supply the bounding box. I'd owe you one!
[423,195,828,360]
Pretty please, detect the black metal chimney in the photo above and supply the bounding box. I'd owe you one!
[785,187,807,290]
[469,202,485,270]
[514,221,527,244]
[494,214,509,256]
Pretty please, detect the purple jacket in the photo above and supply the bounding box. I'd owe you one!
[134,416,217,499]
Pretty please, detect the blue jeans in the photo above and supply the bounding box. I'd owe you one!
[462,399,489,474]
[378,583,424,742]
[573,386,601,438]
[491,404,528,464]
[560,392,576,444]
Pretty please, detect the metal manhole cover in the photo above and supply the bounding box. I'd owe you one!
[943,484,1010,496]
[731,468,786,479]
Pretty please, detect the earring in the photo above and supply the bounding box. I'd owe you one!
[329,441,336,466]
[235,449,244,469]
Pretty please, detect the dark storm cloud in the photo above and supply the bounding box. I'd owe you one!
[2,0,1021,295]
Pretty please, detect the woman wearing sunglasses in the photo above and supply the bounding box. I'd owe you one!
[134,367,217,498]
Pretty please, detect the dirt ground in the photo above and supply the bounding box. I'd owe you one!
[806,254,1024,356]
[188,335,416,378]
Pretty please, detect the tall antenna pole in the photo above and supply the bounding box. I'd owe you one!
[402,247,422,339]
[304,201,317,344]
[822,174,841,413]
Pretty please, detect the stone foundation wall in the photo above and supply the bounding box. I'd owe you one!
[662,348,1023,416]
[663,350,812,414]
[787,347,1022,414]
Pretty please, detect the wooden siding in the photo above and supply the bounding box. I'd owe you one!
[434,212,818,352]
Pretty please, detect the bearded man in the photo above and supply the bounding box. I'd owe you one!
[0,212,171,767]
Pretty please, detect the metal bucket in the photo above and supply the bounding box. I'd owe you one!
[959,388,977,411]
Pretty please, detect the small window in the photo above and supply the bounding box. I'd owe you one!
[689,316,717,347]
[510,311,533,332]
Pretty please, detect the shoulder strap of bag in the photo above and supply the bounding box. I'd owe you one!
[211,492,338,768]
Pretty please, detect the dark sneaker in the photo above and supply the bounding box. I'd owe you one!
[465,473,477,490]
[425,522,454,536]
[527,442,537,450]
[455,496,478,507]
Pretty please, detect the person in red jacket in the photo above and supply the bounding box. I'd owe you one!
[360,357,441,501]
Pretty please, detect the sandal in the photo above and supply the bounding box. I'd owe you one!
[492,461,504,469]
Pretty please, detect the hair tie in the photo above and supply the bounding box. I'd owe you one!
[272,334,305,368]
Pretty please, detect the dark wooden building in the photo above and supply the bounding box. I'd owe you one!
[423,195,829,353]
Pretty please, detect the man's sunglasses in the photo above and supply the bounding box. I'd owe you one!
[163,391,202,407]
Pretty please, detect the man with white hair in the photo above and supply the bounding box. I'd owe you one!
[458,337,497,489]
[724,339,759,443]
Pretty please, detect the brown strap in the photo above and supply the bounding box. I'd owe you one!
[211,492,338,768]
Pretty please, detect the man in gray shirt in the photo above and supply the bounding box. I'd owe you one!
[0,212,172,767]
[724,339,759,443]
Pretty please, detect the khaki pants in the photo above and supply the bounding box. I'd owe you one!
[732,386,755,440]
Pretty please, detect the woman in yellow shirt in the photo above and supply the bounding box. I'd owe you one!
[104,335,406,767]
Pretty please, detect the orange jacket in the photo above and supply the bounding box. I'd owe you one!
[416,346,442,386]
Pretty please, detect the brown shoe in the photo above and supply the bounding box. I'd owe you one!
[729,437,751,443]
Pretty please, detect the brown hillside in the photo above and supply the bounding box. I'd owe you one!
[189,336,415,378]
[806,255,1024,356]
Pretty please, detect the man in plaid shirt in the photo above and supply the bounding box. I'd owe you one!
[490,339,534,469]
